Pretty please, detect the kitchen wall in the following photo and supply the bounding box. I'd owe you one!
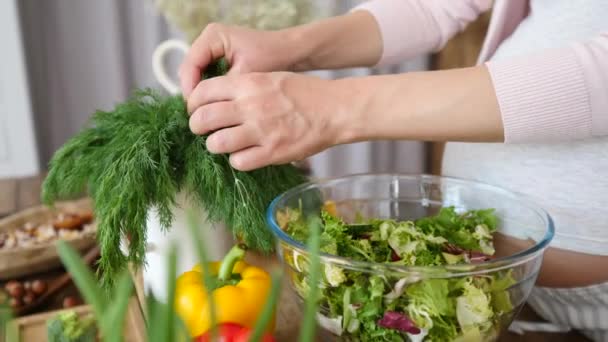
[0,0,39,178]
[18,0,427,178]
[19,0,182,167]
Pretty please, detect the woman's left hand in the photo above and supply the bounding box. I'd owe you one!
[187,66,505,172]
[187,72,356,171]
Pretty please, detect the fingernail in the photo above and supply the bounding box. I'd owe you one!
[230,155,243,170]
[189,111,201,134]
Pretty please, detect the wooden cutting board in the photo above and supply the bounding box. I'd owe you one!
[5,298,146,342]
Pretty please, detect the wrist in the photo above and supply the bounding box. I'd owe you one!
[283,11,382,72]
[282,20,327,72]
[328,77,378,146]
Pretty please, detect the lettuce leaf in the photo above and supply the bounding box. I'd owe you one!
[283,206,508,341]
[490,270,517,313]
[456,281,493,329]
[406,279,454,318]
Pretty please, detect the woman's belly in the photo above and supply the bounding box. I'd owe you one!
[536,248,608,287]
[442,140,608,287]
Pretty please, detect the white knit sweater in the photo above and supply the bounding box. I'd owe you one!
[442,0,608,255]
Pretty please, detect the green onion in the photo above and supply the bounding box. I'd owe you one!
[249,269,283,342]
[187,210,218,342]
[56,241,107,321]
[299,216,322,342]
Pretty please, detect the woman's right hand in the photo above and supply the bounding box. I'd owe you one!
[179,23,303,98]
[179,11,383,98]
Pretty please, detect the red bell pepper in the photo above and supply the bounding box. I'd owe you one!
[195,323,276,342]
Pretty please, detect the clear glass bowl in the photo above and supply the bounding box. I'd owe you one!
[266,174,554,341]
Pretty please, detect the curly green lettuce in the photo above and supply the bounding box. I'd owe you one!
[282,206,515,342]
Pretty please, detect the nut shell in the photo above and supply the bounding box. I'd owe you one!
[31,280,47,296]
[5,281,24,298]
[62,296,80,308]
[78,210,94,224]
[52,214,83,230]
[22,291,36,305]
[23,281,32,291]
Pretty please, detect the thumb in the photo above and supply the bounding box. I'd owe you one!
[227,62,249,75]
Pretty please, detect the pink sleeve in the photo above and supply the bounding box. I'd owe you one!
[487,32,608,142]
[352,0,493,66]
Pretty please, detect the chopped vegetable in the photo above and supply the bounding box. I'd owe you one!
[282,206,517,341]
[456,281,493,329]
[377,311,421,334]
[47,311,97,342]
[175,244,275,337]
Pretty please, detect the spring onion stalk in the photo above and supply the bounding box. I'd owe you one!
[187,210,218,342]
[165,244,178,342]
[299,216,322,342]
[56,241,107,322]
[249,269,283,342]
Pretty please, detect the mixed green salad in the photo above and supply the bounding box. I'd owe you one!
[280,204,517,342]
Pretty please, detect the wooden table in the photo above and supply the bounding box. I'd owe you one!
[1,174,589,341]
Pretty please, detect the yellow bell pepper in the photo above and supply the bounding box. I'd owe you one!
[175,244,275,338]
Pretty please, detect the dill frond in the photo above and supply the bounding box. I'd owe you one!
[43,60,306,289]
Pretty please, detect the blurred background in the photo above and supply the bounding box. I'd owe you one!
[2,0,430,181]
[1,0,489,210]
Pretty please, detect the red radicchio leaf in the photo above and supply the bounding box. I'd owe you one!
[391,249,401,261]
[377,311,421,334]
[468,250,491,262]
[442,243,465,255]
[442,243,491,263]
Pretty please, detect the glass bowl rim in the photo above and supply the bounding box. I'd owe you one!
[266,173,555,278]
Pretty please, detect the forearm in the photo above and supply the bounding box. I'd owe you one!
[336,66,504,144]
[285,11,382,71]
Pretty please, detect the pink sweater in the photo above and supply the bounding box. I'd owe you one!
[353,0,608,143]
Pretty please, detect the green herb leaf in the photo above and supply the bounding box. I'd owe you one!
[202,58,230,79]
[43,58,306,290]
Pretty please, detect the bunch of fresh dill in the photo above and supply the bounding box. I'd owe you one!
[42,60,306,289]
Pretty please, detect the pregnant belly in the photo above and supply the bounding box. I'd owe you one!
[538,248,608,287]
[442,140,608,287]
[495,233,608,287]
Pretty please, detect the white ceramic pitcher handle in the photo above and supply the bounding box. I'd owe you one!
[152,39,189,95]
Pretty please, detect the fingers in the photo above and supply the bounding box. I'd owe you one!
[186,76,237,113]
[179,23,228,98]
[189,101,243,135]
[206,125,259,155]
[229,146,271,171]
[228,143,310,171]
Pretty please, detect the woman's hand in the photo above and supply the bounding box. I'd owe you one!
[187,72,358,171]
[179,23,304,98]
[180,11,382,97]
[187,64,504,172]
